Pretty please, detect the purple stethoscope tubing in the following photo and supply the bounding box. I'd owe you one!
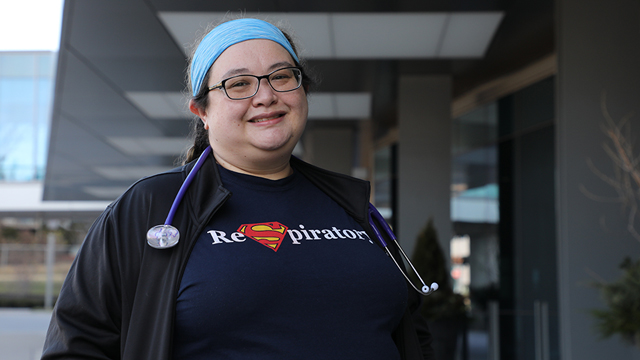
[368,203,438,296]
[146,146,212,249]
[164,146,212,225]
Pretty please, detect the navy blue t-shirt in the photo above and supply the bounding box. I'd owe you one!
[173,165,408,360]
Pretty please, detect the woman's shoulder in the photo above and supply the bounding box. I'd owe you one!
[107,165,187,212]
[129,166,186,194]
[87,166,187,247]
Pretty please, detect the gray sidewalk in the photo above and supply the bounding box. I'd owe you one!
[0,308,52,360]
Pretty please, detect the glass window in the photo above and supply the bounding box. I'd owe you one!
[37,54,56,77]
[453,76,558,360]
[0,54,36,77]
[451,100,500,360]
[0,52,55,181]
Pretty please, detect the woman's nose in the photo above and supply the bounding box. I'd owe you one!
[251,78,278,105]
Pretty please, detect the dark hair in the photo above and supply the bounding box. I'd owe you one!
[181,22,317,165]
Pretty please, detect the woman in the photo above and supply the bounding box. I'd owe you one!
[42,18,434,360]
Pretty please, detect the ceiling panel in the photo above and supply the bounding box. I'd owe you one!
[93,166,175,180]
[107,137,191,156]
[57,49,163,136]
[159,12,502,59]
[49,116,135,169]
[125,92,192,120]
[308,93,372,119]
[332,14,446,58]
[149,0,494,12]
[439,13,504,57]
[83,186,132,199]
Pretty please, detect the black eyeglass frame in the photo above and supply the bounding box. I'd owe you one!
[207,66,303,100]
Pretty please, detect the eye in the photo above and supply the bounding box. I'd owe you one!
[270,71,295,85]
[226,76,252,89]
[272,73,292,80]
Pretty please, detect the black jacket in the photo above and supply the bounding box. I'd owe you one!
[42,154,434,360]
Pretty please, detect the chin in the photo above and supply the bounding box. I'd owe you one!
[257,142,294,153]
[254,135,298,152]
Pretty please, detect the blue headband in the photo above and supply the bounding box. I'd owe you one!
[190,18,300,96]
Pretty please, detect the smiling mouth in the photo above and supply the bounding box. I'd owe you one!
[249,114,283,123]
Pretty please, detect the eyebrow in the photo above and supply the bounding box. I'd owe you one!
[219,61,296,80]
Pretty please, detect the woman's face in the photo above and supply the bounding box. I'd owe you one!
[194,39,308,170]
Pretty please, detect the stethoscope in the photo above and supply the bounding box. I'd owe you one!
[146,145,438,296]
[146,146,212,249]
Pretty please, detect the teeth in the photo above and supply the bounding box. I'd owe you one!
[252,115,280,123]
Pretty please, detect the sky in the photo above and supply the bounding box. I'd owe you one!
[0,0,65,51]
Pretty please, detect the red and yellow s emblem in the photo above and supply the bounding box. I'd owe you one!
[237,222,288,252]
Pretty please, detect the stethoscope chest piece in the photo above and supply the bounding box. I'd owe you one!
[146,146,212,250]
[147,224,180,249]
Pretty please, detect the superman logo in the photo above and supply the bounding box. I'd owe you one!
[237,222,288,252]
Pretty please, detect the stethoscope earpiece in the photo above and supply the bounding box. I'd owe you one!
[421,282,439,295]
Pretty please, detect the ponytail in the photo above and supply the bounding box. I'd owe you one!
[182,119,209,165]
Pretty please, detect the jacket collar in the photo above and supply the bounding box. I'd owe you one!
[180,152,371,225]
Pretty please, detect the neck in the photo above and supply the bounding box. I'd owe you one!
[214,153,293,180]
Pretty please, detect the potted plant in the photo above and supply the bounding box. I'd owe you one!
[591,257,640,348]
[584,95,640,348]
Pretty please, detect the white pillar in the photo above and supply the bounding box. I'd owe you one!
[303,125,354,176]
[398,75,452,257]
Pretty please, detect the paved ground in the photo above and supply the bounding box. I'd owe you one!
[0,308,52,360]
[467,330,489,360]
[0,308,490,360]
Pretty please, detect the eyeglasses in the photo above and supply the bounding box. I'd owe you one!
[208,67,303,100]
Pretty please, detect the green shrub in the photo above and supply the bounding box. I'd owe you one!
[410,218,467,321]
[591,257,640,348]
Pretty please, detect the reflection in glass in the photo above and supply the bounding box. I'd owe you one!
[451,102,500,360]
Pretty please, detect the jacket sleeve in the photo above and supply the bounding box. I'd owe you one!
[41,208,123,360]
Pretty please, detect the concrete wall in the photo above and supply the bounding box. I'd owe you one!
[398,75,452,257]
[556,0,640,358]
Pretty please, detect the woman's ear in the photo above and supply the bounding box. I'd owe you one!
[189,99,209,130]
